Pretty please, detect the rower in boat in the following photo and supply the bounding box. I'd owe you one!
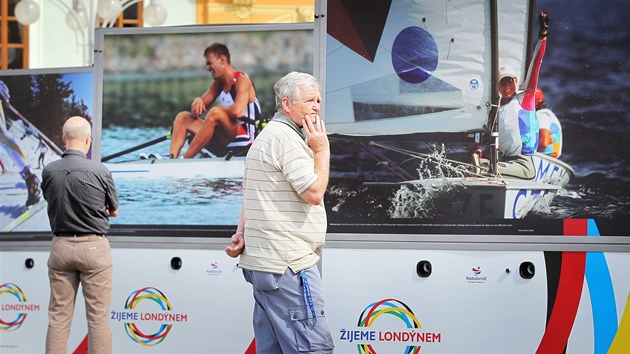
[169,42,261,159]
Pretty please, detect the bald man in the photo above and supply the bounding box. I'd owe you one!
[42,116,119,354]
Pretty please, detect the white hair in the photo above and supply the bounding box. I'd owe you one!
[274,72,320,111]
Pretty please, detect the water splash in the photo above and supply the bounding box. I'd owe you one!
[413,143,468,180]
[388,179,466,218]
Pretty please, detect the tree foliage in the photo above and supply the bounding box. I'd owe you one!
[1,74,90,148]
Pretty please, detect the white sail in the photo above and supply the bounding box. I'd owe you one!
[325,0,531,139]
[497,1,531,90]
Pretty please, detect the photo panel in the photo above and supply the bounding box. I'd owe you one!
[95,24,314,235]
[0,68,94,235]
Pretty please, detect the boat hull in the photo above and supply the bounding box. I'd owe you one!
[105,157,246,180]
[368,177,561,219]
[531,153,574,187]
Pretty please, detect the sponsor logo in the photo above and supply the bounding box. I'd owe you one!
[469,78,480,90]
[0,283,40,332]
[339,298,442,353]
[111,287,187,346]
[466,267,487,283]
[206,261,223,275]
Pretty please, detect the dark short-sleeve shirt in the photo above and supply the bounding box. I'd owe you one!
[42,149,119,235]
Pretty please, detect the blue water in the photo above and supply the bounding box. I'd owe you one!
[101,127,172,164]
[111,177,242,226]
[101,127,242,226]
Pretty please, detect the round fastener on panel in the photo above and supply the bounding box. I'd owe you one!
[171,257,182,270]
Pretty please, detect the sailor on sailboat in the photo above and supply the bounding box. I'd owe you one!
[495,12,550,180]
[535,87,562,158]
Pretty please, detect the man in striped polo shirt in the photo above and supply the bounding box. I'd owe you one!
[226,72,334,353]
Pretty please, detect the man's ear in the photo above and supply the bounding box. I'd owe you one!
[281,97,291,113]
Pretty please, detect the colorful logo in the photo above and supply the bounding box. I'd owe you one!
[0,283,37,332]
[469,78,480,90]
[206,261,223,275]
[356,298,422,353]
[339,299,442,351]
[466,266,487,283]
[122,287,175,346]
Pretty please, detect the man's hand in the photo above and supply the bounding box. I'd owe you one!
[191,97,207,118]
[300,114,330,205]
[302,115,329,154]
[106,207,119,217]
[225,233,244,258]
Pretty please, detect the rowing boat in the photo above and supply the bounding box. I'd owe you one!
[105,155,245,180]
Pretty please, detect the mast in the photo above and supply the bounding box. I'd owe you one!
[487,0,537,176]
[487,0,500,176]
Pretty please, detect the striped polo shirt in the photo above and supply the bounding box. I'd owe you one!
[239,113,327,274]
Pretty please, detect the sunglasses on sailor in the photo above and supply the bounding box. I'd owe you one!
[500,77,515,86]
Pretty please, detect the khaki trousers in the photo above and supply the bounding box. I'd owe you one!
[46,236,112,354]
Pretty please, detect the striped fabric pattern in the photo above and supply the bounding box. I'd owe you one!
[239,113,327,274]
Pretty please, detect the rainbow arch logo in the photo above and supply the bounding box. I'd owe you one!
[0,283,28,332]
[357,298,422,354]
[123,287,173,346]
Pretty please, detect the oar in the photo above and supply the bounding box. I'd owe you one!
[6,103,64,156]
[101,131,171,162]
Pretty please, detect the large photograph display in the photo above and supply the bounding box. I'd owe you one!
[323,0,629,236]
[0,69,93,233]
[93,1,628,237]
[96,24,314,234]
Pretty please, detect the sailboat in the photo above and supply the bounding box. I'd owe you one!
[324,0,574,219]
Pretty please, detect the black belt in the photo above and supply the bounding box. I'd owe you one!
[54,232,104,237]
